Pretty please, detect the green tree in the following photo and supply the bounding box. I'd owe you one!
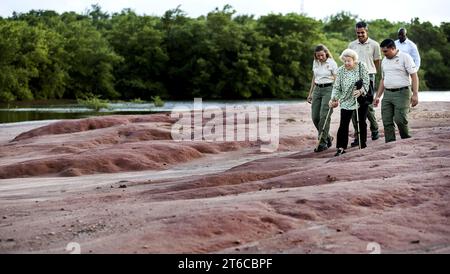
[87,4,111,30]
[258,13,322,97]
[0,21,31,101]
[62,18,122,99]
[323,11,358,41]
[195,5,270,99]
[408,19,449,89]
[366,19,402,42]
[159,7,198,99]
[182,5,272,99]
[1,7,449,103]
[107,10,168,100]
[0,20,67,101]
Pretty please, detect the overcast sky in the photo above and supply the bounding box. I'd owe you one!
[1,0,449,25]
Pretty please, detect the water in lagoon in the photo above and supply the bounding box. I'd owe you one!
[1,91,449,124]
[0,109,155,124]
[0,100,158,124]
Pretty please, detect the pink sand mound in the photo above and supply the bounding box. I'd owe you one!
[12,114,177,142]
[2,112,279,178]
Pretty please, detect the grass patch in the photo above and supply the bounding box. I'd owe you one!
[77,94,110,111]
[131,98,145,104]
[151,96,165,107]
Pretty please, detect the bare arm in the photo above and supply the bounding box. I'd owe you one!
[373,78,385,107]
[329,73,340,108]
[374,59,381,73]
[410,72,419,107]
[307,77,315,104]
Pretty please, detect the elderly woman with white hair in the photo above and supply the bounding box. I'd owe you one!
[329,48,370,156]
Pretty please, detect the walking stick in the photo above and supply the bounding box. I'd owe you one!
[355,96,361,149]
[316,107,332,151]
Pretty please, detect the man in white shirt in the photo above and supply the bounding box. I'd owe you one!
[395,28,421,69]
[348,21,381,146]
[374,39,419,143]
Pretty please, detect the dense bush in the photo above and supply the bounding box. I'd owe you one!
[0,5,448,102]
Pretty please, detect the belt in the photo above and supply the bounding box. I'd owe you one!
[315,83,333,88]
[385,86,409,92]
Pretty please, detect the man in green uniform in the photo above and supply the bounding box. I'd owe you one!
[349,21,381,146]
[374,39,419,142]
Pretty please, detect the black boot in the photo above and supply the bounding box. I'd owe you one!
[350,139,359,147]
[371,131,379,140]
[314,143,328,152]
[327,136,334,148]
[334,148,346,157]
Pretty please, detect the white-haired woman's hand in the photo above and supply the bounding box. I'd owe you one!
[328,100,338,108]
[353,89,362,97]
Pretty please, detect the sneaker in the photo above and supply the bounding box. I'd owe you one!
[314,143,328,152]
[371,131,380,140]
[334,148,346,157]
[327,136,334,148]
[350,139,359,147]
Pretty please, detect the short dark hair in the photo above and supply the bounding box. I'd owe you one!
[380,39,396,48]
[356,21,368,29]
[398,27,407,35]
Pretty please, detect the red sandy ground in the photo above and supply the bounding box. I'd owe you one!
[0,102,449,253]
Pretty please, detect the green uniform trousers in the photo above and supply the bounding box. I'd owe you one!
[311,85,333,145]
[381,88,412,142]
[353,105,379,133]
